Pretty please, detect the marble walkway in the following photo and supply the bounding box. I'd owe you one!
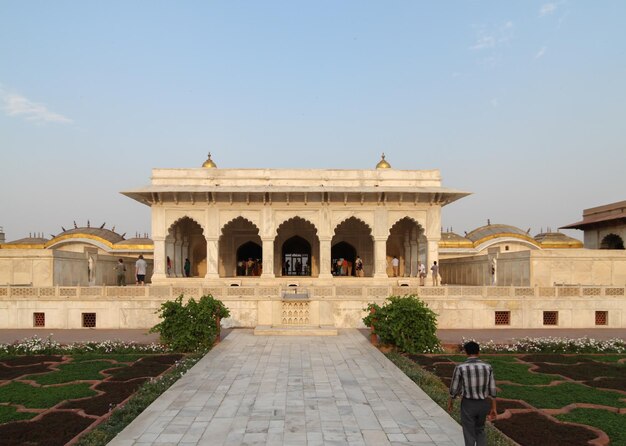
[109,329,463,446]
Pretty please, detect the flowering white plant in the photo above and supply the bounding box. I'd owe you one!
[0,335,169,355]
[459,336,626,354]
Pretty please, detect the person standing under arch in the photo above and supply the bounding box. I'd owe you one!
[355,255,364,277]
[391,256,399,277]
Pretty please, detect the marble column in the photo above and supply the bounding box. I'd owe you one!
[152,236,166,280]
[261,237,275,278]
[165,237,174,277]
[174,229,183,277]
[318,237,333,279]
[182,237,190,276]
[403,230,411,277]
[427,238,440,284]
[410,228,419,277]
[205,236,219,279]
[374,237,388,278]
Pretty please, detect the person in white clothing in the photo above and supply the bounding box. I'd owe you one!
[391,256,399,277]
[135,255,148,285]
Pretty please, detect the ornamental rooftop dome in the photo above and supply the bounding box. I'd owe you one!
[534,231,583,248]
[375,153,391,169]
[439,231,473,248]
[465,224,535,243]
[53,227,125,244]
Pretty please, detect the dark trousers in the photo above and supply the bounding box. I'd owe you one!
[460,398,490,446]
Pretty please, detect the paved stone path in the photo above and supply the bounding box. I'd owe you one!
[110,329,463,446]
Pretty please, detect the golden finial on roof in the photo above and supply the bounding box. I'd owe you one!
[202,152,217,168]
[376,153,391,169]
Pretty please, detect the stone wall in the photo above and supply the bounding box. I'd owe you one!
[440,249,626,287]
[0,250,152,286]
[1,284,624,329]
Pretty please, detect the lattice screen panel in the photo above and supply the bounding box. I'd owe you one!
[82,312,96,328]
[543,311,558,326]
[494,311,510,326]
[33,312,45,327]
[595,311,608,326]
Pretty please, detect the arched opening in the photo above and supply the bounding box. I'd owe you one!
[236,241,262,276]
[331,241,357,276]
[282,236,311,276]
[274,217,319,277]
[600,234,625,250]
[387,217,424,277]
[219,217,261,277]
[166,217,205,278]
[331,217,374,277]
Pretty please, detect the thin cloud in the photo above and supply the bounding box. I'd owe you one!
[1,89,72,124]
[535,46,548,59]
[490,98,500,108]
[469,21,514,51]
[540,3,558,17]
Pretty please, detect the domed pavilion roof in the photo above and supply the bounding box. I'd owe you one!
[534,231,583,248]
[2,235,49,248]
[52,227,125,244]
[439,231,473,248]
[465,224,533,243]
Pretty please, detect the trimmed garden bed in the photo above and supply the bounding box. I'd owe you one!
[404,352,626,446]
[0,349,185,445]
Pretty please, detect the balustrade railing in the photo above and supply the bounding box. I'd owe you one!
[0,285,624,300]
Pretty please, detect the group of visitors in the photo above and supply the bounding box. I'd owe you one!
[332,255,364,277]
[391,257,440,285]
[114,254,148,286]
[283,259,308,276]
[164,256,191,277]
[237,258,262,276]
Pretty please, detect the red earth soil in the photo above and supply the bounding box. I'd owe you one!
[584,377,626,393]
[0,411,94,446]
[0,356,63,366]
[60,378,148,416]
[493,411,599,446]
[530,362,625,381]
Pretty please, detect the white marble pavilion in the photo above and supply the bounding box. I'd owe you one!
[122,154,469,283]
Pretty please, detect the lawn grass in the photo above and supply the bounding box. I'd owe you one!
[498,382,626,409]
[555,408,626,446]
[419,354,556,385]
[486,358,557,385]
[22,361,126,385]
[0,382,96,408]
[71,353,148,363]
[0,405,37,424]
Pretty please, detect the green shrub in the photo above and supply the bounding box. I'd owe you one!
[363,295,441,353]
[150,294,230,352]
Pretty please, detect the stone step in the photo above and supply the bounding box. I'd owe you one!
[253,325,338,336]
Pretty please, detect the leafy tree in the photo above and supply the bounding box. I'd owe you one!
[363,295,441,353]
[150,294,230,352]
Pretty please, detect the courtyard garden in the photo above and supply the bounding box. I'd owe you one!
[365,294,626,446]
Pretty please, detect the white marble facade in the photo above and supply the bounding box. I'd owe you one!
[123,166,469,283]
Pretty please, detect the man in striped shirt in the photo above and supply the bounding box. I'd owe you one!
[447,341,497,446]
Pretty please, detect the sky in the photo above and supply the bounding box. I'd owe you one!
[1,1,625,242]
